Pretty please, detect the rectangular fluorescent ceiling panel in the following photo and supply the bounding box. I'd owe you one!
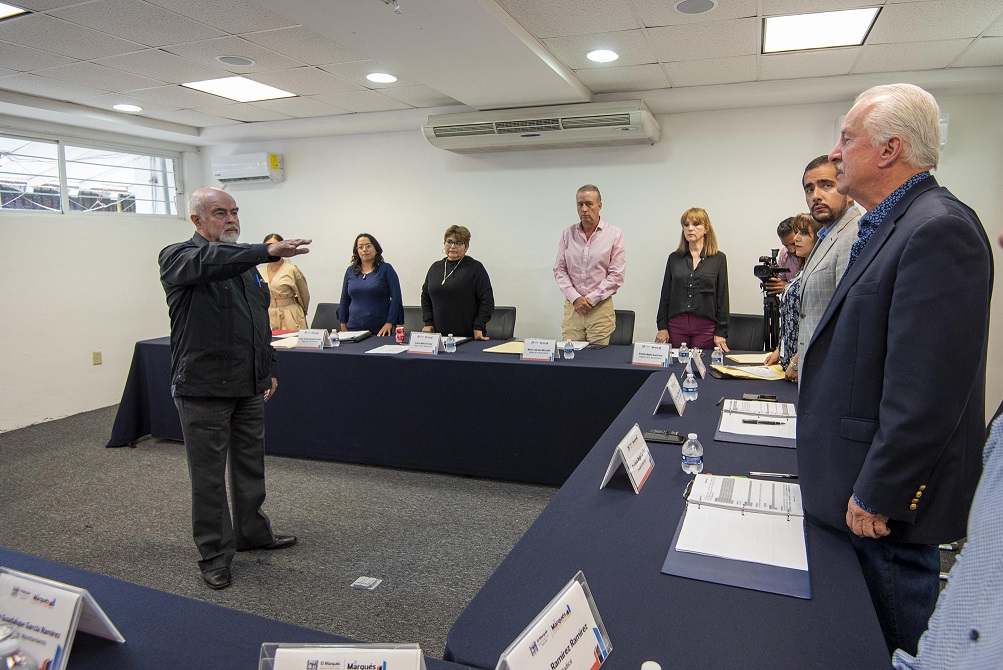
[0,2,28,19]
[763,7,879,53]
[182,76,295,102]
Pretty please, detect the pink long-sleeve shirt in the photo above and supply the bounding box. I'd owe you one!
[553,218,626,305]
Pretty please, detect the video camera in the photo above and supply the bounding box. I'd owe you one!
[753,249,791,283]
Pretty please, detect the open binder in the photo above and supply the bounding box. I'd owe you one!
[661,474,811,599]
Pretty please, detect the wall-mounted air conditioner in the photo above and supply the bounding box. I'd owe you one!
[422,100,660,153]
[211,153,285,183]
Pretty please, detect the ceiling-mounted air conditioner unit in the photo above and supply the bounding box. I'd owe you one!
[211,152,285,184]
[422,100,660,153]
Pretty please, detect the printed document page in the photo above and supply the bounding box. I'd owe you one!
[723,399,796,417]
[719,412,796,439]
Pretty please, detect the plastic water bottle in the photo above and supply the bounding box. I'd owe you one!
[677,342,690,365]
[682,371,699,402]
[329,331,340,347]
[562,340,575,360]
[444,334,456,353]
[711,346,723,366]
[681,433,704,474]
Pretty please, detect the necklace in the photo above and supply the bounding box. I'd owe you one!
[442,257,463,285]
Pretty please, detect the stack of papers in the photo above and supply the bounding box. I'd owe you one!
[716,399,797,447]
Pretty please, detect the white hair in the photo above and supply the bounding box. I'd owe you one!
[854,83,940,170]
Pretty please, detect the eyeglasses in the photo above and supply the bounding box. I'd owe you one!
[357,243,374,251]
[444,239,466,247]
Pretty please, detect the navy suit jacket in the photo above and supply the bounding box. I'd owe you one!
[797,175,993,544]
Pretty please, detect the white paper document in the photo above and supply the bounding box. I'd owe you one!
[366,344,409,355]
[738,366,783,379]
[675,475,807,571]
[719,412,797,439]
[723,399,796,418]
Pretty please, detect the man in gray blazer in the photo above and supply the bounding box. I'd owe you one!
[789,155,861,383]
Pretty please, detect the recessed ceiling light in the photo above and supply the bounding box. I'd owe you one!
[181,76,296,102]
[587,49,619,63]
[216,55,256,67]
[763,8,880,53]
[0,2,27,20]
[366,72,397,84]
[675,0,715,15]
[112,104,143,113]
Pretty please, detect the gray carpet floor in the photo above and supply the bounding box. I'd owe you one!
[1,406,556,658]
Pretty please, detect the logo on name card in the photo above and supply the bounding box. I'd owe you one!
[31,593,56,608]
[307,662,319,670]
[529,629,551,656]
[549,604,572,633]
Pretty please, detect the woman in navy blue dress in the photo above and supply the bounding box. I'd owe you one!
[336,233,404,336]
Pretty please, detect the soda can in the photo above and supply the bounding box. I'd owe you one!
[395,325,405,344]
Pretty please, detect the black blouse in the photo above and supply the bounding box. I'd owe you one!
[655,250,730,337]
[420,256,495,337]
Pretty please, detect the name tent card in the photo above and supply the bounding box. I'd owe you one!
[495,571,611,670]
[652,374,686,416]
[692,351,707,378]
[0,568,125,670]
[408,332,440,355]
[260,643,427,670]
[296,329,329,349]
[600,423,654,493]
[522,338,556,362]
[631,343,670,367]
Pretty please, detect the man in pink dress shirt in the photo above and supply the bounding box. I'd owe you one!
[553,184,626,345]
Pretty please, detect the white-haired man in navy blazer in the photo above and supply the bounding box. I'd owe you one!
[797,84,993,658]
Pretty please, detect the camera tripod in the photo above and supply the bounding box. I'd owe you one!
[761,290,781,352]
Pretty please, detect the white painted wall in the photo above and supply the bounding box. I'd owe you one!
[1,93,1000,431]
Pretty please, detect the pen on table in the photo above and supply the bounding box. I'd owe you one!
[742,418,785,425]
[716,396,724,406]
[749,472,798,479]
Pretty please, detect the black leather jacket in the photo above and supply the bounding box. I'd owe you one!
[159,233,277,397]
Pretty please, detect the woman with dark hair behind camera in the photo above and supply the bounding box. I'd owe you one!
[336,233,404,336]
[764,213,821,382]
[655,207,730,351]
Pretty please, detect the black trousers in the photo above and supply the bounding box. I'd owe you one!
[175,394,275,571]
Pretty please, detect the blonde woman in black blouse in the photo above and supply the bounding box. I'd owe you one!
[654,207,730,351]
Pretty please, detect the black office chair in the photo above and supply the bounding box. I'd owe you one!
[403,305,424,336]
[608,310,635,346]
[310,303,340,330]
[485,306,516,340]
[728,313,766,351]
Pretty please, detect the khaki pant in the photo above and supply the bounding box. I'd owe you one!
[562,297,616,345]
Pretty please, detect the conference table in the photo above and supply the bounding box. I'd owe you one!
[0,547,471,670]
[109,338,659,485]
[444,370,890,669]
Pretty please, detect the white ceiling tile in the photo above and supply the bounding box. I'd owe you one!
[648,18,759,62]
[141,108,241,127]
[94,49,232,84]
[34,62,166,92]
[0,72,111,100]
[241,27,368,66]
[632,0,758,27]
[498,0,641,38]
[378,85,459,108]
[985,13,1003,37]
[664,55,757,87]
[311,90,411,113]
[163,36,307,72]
[0,14,146,60]
[868,0,1003,44]
[0,39,76,71]
[192,104,294,122]
[573,63,670,93]
[318,60,419,89]
[9,0,89,9]
[144,0,298,34]
[250,96,350,118]
[761,0,879,16]
[51,0,225,48]
[0,68,14,77]
[542,30,656,69]
[760,47,859,80]
[121,84,231,108]
[248,68,365,96]
[954,36,1003,67]
[853,40,971,74]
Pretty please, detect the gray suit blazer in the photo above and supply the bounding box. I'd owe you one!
[796,206,862,363]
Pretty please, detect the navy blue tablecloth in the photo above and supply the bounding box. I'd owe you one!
[108,339,658,485]
[0,547,471,670]
[443,370,889,669]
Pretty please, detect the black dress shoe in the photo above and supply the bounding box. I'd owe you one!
[238,534,298,551]
[202,567,231,590]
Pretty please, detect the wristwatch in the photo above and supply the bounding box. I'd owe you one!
[791,362,798,370]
